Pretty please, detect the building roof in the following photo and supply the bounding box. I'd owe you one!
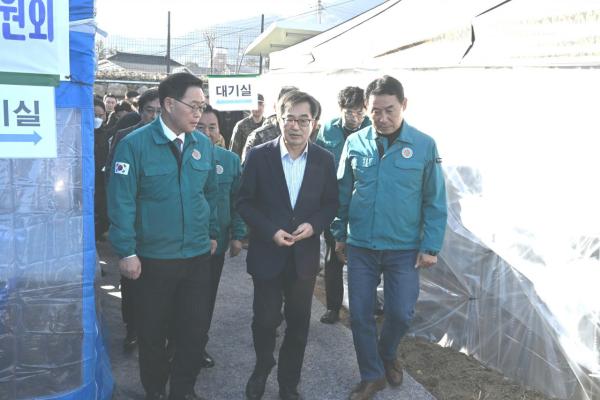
[104,51,183,74]
[245,21,323,56]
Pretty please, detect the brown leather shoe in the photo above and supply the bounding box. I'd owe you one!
[382,358,403,387]
[349,377,386,400]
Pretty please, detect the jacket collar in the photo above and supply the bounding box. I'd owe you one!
[365,120,415,145]
[150,117,198,147]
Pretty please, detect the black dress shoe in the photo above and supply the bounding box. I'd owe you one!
[320,309,340,324]
[245,364,273,400]
[200,350,215,368]
[279,385,301,400]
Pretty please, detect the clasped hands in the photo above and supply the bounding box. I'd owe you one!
[272,223,313,247]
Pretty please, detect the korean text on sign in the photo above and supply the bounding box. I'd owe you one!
[0,0,54,42]
[2,99,41,127]
[216,84,252,98]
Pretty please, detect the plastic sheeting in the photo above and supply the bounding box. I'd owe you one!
[407,66,600,400]
[260,0,600,397]
[0,0,113,399]
[260,67,600,400]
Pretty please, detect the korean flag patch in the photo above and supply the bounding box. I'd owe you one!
[114,162,130,175]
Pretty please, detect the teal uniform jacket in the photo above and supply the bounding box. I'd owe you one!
[331,121,447,252]
[213,146,246,255]
[315,116,371,167]
[107,117,219,259]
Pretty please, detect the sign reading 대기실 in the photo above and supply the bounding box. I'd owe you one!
[208,75,259,111]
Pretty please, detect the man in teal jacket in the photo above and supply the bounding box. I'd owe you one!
[196,105,246,369]
[315,86,371,325]
[331,76,447,400]
[107,73,218,400]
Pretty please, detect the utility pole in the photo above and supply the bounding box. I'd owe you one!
[166,11,171,74]
[259,14,264,74]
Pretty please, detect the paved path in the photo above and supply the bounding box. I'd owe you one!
[97,242,435,400]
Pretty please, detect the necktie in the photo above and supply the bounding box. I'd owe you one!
[173,138,183,154]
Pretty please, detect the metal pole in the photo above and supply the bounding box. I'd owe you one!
[258,14,264,74]
[166,11,171,74]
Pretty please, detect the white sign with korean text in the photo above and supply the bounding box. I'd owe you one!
[208,76,258,111]
[0,84,56,158]
[0,0,70,77]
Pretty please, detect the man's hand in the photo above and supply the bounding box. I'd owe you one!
[292,223,314,242]
[229,239,242,257]
[119,255,142,280]
[417,253,437,268]
[334,241,347,264]
[273,229,295,246]
[210,239,218,255]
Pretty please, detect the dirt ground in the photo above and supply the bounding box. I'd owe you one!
[312,275,553,400]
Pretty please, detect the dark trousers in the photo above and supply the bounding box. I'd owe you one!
[324,228,344,312]
[121,276,137,333]
[207,252,226,334]
[136,254,211,399]
[251,258,316,388]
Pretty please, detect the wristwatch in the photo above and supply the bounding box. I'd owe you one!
[423,250,438,256]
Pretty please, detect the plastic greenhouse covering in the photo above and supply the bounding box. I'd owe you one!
[0,0,113,398]
[259,0,600,398]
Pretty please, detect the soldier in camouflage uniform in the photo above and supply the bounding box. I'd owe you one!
[241,115,281,163]
[229,94,265,157]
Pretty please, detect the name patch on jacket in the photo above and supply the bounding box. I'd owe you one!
[114,162,130,175]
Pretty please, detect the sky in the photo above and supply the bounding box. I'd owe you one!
[95,0,380,38]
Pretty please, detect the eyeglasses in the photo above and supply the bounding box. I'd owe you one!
[173,98,206,114]
[283,117,313,128]
[343,109,365,118]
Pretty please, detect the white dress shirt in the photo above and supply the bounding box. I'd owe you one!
[280,138,308,209]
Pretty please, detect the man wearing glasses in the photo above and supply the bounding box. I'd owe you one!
[315,86,371,325]
[107,73,219,400]
[237,90,338,400]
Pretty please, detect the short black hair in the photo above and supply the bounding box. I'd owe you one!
[338,86,365,109]
[158,72,203,106]
[103,93,117,102]
[278,90,319,119]
[202,104,221,129]
[126,90,139,99]
[114,101,133,113]
[137,88,159,111]
[114,112,141,131]
[365,75,404,103]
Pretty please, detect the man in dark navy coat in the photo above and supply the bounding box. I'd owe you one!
[236,90,338,400]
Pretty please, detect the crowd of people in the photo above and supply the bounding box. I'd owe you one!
[94,72,447,400]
